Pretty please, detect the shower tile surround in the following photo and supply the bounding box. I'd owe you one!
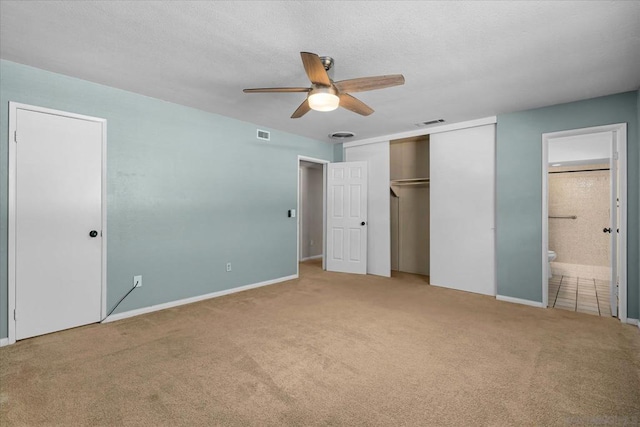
[548,164,611,280]
[548,275,612,316]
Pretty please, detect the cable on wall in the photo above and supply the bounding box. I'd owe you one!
[101,280,139,322]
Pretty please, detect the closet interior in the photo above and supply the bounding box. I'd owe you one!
[390,135,430,276]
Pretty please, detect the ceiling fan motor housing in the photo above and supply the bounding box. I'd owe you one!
[319,56,334,79]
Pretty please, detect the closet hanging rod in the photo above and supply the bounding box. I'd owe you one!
[390,178,430,186]
[549,215,577,219]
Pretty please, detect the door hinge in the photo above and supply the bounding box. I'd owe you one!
[13,309,16,321]
[14,131,17,143]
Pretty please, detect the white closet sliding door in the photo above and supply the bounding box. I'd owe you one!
[430,124,496,296]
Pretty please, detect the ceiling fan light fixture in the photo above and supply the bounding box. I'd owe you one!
[308,87,339,112]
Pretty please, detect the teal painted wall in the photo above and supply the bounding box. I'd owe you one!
[496,91,639,319]
[333,143,344,162]
[0,60,335,338]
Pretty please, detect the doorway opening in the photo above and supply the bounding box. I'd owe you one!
[542,124,627,321]
[297,156,328,277]
[389,135,430,278]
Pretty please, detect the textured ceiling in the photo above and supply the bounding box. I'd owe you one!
[1,1,639,143]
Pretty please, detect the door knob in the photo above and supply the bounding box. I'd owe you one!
[89,230,98,238]
[603,228,611,233]
[361,221,366,226]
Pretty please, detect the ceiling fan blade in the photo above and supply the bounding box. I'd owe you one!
[243,87,311,93]
[300,52,332,87]
[334,74,405,93]
[339,93,374,116]
[291,99,311,119]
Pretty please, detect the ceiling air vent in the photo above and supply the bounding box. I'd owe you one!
[416,119,445,127]
[329,131,355,140]
[257,129,270,141]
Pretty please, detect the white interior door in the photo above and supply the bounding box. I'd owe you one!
[345,141,391,277]
[326,162,368,274]
[610,135,618,317]
[14,107,104,340]
[430,124,496,295]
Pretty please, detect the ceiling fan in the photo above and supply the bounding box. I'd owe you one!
[243,52,405,118]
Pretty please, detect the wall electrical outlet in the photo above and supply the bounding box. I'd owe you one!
[226,263,232,272]
[134,275,142,287]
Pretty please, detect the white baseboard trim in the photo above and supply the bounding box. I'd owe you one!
[496,295,545,308]
[102,274,298,324]
[0,338,9,347]
[300,255,322,262]
[625,318,638,326]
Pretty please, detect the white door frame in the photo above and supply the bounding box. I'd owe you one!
[297,156,329,276]
[541,123,627,322]
[7,102,108,345]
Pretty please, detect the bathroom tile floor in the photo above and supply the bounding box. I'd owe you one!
[548,275,612,317]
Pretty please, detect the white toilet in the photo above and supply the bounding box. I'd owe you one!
[548,250,557,278]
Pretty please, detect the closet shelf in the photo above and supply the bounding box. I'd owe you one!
[390,178,430,186]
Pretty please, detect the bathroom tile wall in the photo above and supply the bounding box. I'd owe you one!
[548,164,610,269]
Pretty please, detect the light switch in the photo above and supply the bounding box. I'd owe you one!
[288,209,296,218]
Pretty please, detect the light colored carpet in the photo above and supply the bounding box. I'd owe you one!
[1,260,639,426]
